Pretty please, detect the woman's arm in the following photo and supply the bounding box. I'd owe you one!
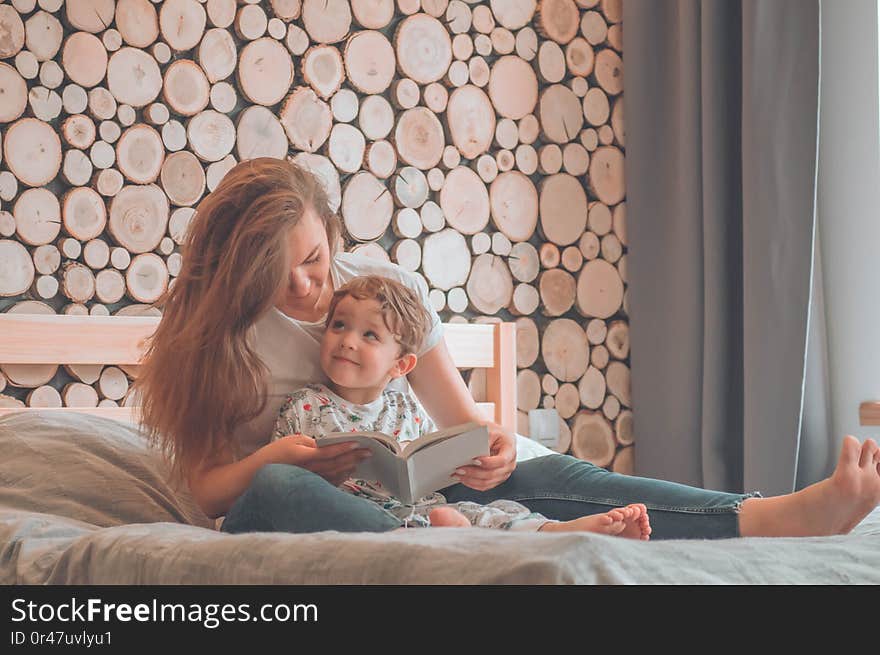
[408,339,483,427]
[189,437,371,519]
[408,340,517,490]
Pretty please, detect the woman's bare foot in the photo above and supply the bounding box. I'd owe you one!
[739,436,880,537]
[539,503,651,540]
[429,506,472,527]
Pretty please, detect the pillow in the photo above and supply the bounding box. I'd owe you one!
[515,433,556,461]
[0,411,213,529]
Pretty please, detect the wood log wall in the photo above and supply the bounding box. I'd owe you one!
[0,0,633,475]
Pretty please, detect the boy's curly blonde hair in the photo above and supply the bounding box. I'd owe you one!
[326,275,430,355]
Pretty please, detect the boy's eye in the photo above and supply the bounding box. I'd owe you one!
[304,253,320,264]
[331,320,344,329]
[365,331,379,340]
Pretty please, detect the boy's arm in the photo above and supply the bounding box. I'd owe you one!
[193,389,363,518]
[189,436,370,519]
[274,395,303,440]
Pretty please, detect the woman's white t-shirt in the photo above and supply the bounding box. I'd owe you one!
[232,251,444,459]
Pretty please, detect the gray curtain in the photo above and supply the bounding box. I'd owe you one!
[622,0,821,496]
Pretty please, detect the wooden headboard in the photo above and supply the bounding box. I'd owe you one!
[0,315,517,431]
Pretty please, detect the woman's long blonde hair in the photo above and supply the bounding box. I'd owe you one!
[137,158,341,484]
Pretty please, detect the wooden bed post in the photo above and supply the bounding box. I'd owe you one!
[485,322,517,432]
[0,316,519,430]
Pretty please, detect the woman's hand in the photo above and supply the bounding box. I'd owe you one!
[274,434,371,486]
[450,422,517,491]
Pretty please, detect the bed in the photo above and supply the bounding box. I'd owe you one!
[1,316,879,584]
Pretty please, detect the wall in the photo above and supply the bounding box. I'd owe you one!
[0,0,631,470]
[815,0,880,466]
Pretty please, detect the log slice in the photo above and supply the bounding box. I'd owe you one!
[394,107,445,170]
[340,171,393,242]
[351,0,394,29]
[4,118,61,187]
[198,28,238,83]
[440,166,490,235]
[280,87,332,152]
[539,173,587,246]
[301,0,351,44]
[163,59,210,116]
[303,44,345,99]
[490,0,536,30]
[116,124,165,184]
[0,240,35,297]
[62,186,106,241]
[576,258,623,318]
[160,150,206,206]
[0,6,25,59]
[394,14,452,84]
[236,106,287,160]
[446,84,495,160]
[539,84,583,143]
[115,0,160,48]
[0,63,27,122]
[126,252,168,303]
[542,317,588,381]
[14,188,60,246]
[159,0,206,52]
[107,47,162,108]
[109,184,169,253]
[571,410,615,466]
[238,37,294,106]
[187,110,236,162]
[536,0,580,44]
[344,30,395,95]
[488,55,538,120]
[489,170,538,242]
[421,228,470,290]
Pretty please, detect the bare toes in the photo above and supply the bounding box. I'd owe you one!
[607,521,626,534]
[607,509,625,522]
[860,439,879,468]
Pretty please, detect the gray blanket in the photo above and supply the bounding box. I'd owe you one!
[2,411,878,584]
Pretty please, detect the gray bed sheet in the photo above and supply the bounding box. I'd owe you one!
[1,411,878,585]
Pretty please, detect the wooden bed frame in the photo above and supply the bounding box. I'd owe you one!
[0,315,517,431]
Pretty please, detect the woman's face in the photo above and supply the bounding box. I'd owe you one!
[276,208,332,317]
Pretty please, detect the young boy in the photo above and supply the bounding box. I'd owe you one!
[274,275,650,538]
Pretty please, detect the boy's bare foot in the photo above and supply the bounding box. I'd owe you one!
[739,436,880,537]
[539,503,651,540]
[429,506,472,527]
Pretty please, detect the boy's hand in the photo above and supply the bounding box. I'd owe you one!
[450,423,517,491]
[275,434,371,486]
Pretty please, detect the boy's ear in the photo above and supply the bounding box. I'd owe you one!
[389,352,417,379]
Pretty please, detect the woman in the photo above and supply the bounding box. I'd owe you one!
[138,158,880,539]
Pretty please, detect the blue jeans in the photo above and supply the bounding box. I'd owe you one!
[221,454,761,539]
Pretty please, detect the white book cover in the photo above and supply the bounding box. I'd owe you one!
[317,422,490,504]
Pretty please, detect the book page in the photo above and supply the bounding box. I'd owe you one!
[399,421,483,459]
[318,432,402,455]
[317,434,406,498]
[404,425,490,502]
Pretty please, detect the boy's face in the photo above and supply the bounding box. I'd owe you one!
[320,295,412,393]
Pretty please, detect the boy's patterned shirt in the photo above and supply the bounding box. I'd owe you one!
[273,383,444,523]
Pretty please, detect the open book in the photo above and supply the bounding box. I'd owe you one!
[317,421,490,504]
